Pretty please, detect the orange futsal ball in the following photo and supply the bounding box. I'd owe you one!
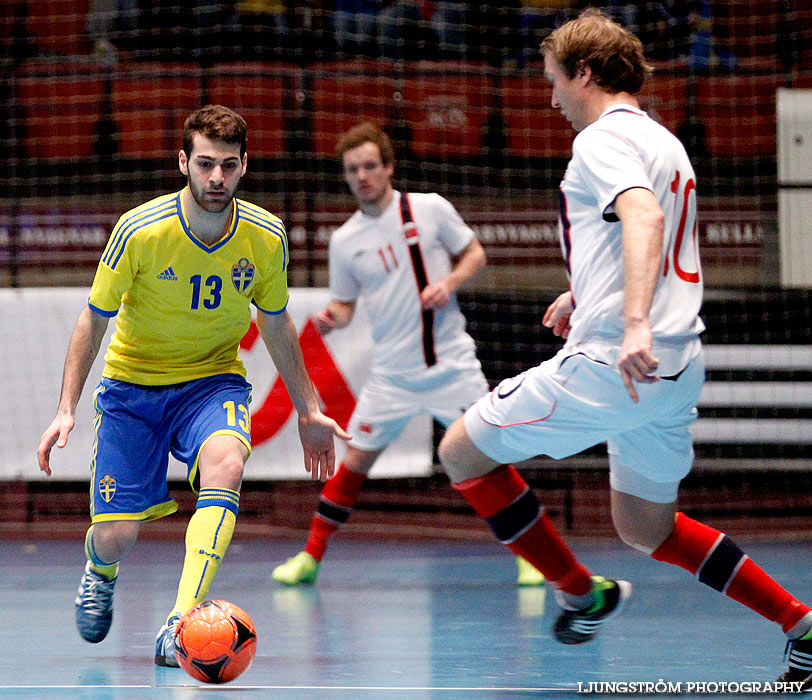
[174,600,257,684]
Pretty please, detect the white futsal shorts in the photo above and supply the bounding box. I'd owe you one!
[348,363,489,451]
[464,348,705,503]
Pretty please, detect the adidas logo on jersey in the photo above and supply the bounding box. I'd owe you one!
[156,267,178,281]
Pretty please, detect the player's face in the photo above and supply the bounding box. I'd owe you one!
[179,134,247,213]
[543,53,588,132]
[342,142,394,207]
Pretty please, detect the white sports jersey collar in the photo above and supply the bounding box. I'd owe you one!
[597,104,645,120]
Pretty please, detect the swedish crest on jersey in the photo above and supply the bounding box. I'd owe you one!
[99,475,117,503]
[232,257,255,292]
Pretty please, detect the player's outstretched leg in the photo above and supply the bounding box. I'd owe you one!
[272,463,368,585]
[552,576,632,644]
[75,560,118,643]
[650,512,812,685]
[450,465,629,643]
[156,489,239,667]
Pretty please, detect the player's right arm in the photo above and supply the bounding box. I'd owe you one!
[615,186,664,403]
[421,238,486,310]
[37,306,109,476]
[313,300,356,336]
[543,290,574,339]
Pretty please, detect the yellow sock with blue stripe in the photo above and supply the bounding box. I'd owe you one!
[167,488,239,625]
[85,525,119,581]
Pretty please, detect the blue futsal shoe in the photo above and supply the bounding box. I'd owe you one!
[75,561,117,643]
[154,615,181,667]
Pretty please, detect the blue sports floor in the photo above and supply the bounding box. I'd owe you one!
[1,536,810,699]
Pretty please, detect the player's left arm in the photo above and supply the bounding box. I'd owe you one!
[255,309,351,481]
[614,186,665,403]
[421,238,486,310]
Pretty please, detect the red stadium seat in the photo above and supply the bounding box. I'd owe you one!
[26,0,91,56]
[695,74,783,158]
[111,63,202,159]
[207,63,296,158]
[307,60,399,156]
[400,63,492,158]
[501,72,571,159]
[17,62,106,159]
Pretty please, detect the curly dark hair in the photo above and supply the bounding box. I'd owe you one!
[183,105,247,158]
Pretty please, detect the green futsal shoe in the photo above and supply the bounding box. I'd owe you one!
[272,551,320,585]
[516,556,546,586]
[552,575,632,644]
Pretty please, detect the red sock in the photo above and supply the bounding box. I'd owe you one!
[304,464,368,561]
[652,512,811,632]
[453,465,592,594]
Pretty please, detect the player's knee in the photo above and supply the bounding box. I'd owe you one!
[613,519,670,555]
[437,423,463,474]
[214,454,244,488]
[199,435,248,487]
[616,528,655,554]
[92,520,140,558]
[341,447,379,475]
[438,421,498,484]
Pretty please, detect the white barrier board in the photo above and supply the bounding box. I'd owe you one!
[0,288,432,481]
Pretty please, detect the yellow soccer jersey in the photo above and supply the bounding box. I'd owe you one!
[89,190,289,385]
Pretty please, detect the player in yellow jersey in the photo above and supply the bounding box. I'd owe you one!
[37,105,351,667]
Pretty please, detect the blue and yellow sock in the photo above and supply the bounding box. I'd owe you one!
[166,488,239,626]
[84,525,119,581]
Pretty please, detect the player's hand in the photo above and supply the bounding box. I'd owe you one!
[420,281,451,309]
[618,321,660,403]
[297,412,352,482]
[37,413,75,477]
[313,309,336,336]
[542,291,574,338]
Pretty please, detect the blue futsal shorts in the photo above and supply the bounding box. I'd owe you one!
[89,373,252,523]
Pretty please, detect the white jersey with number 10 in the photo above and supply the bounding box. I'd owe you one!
[558,104,705,376]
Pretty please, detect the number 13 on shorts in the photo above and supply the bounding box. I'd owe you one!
[223,400,250,435]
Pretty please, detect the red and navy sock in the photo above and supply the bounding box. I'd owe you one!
[652,512,812,636]
[304,464,368,562]
[453,465,592,594]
